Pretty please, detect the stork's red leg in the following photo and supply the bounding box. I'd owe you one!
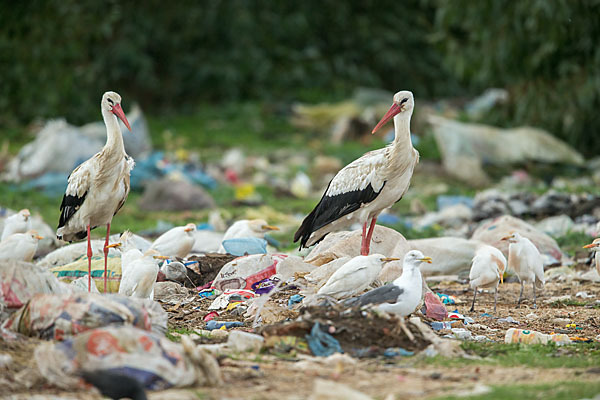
[103,223,110,293]
[86,224,92,293]
[360,221,368,256]
[364,217,377,255]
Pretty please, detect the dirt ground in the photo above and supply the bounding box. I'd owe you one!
[1,275,599,399]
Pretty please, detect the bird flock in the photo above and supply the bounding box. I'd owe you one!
[2,89,596,326]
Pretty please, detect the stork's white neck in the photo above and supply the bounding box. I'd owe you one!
[392,112,412,145]
[101,108,125,153]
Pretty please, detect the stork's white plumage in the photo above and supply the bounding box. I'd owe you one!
[502,232,545,307]
[118,249,162,300]
[218,219,279,252]
[1,209,31,241]
[583,238,600,276]
[150,223,196,258]
[346,250,431,340]
[295,91,419,256]
[56,91,133,292]
[0,230,43,262]
[469,245,507,312]
[317,254,398,299]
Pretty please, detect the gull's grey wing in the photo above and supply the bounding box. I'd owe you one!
[353,283,404,306]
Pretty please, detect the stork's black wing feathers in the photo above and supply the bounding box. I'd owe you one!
[347,283,404,307]
[293,180,385,248]
[57,192,87,230]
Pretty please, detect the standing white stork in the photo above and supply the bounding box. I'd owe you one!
[583,238,600,276]
[502,232,545,307]
[1,209,31,241]
[294,91,419,255]
[56,91,134,293]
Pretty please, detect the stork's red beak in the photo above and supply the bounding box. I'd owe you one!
[372,103,403,134]
[111,103,132,132]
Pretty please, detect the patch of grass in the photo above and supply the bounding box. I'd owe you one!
[425,341,600,369]
[556,230,594,256]
[437,381,600,400]
[548,299,588,308]
[165,327,196,342]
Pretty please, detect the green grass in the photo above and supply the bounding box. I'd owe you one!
[424,342,600,369]
[165,326,197,342]
[556,231,594,256]
[548,299,588,308]
[436,381,600,400]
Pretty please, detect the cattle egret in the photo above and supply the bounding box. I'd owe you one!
[222,219,279,241]
[295,91,419,256]
[150,223,196,258]
[469,245,507,312]
[317,254,399,299]
[583,238,600,276]
[0,230,43,262]
[1,209,31,241]
[347,250,431,340]
[118,249,166,300]
[502,232,545,307]
[56,91,134,293]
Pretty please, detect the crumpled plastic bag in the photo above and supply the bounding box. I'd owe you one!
[2,292,167,339]
[305,225,410,266]
[34,326,222,390]
[221,237,267,256]
[49,255,123,293]
[471,215,564,265]
[0,260,64,320]
[212,254,287,291]
[423,292,448,321]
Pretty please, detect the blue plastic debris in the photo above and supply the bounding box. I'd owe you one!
[198,289,218,299]
[383,347,414,358]
[377,213,402,225]
[305,322,343,357]
[436,293,457,305]
[20,172,69,197]
[196,223,214,231]
[430,321,456,331]
[287,294,304,308]
[222,238,267,256]
[205,320,244,330]
[480,313,492,317]
[264,234,280,249]
[436,195,474,211]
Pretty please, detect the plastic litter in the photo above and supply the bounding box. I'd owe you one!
[408,237,481,276]
[34,326,222,390]
[305,322,343,357]
[49,255,123,293]
[212,254,287,291]
[227,331,265,353]
[2,292,167,339]
[424,292,448,321]
[198,289,219,299]
[505,328,571,345]
[252,277,278,295]
[222,237,268,256]
[206,320,244,331]
[430,321,457,331]
[383,347,414,357]
[264,335,310,354]
[288,294,304,308]
[436,293,457,305]
[203,312,219,322]
[450,328,472,340]
[498,316,519,324]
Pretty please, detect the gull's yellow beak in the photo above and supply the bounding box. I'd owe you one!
[583,243,596,249]
[418,256,433,264]
[262,225,280,231]
[153,255,170,260]
[381,257,401,263]
[106,243,121,249]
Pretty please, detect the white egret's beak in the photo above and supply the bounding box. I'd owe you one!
[153,255,170,260]
[380,257,400,263]
[35,235,44,240]
[106,243,122,249]
[262,225,279,231]
[583,243,597,249]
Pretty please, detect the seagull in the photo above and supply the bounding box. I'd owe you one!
[346,250,431,340]
[1,209,31,241]
[294,91,419,256]
[502,232,545,307]
[317,254,399,299]
[583,238,600,276]
[56,91,134,293]
[117,249,166,300]
[0,230,43,262]
[150,223,196,258]
[219,219,279,252]
[469,245,506,312]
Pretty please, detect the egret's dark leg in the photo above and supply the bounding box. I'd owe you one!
[360,221,368,256]
[470,287,477,312]
[517,281,524,306]
[103,223,111,293]
[494,286,498,313]
[87,224,92,293]
[363,217,377,256]
[532,283,537,309]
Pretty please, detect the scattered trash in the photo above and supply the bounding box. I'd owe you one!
[383,347,414,357]
[203,312,219,322]
[498,316,519,324]
[227,331,265,353]
[423,292,448,321]
[309,378,373,400]
[408,237,481,276]
[212,254,287,291]
[205,320,244,331]
[35,326,222,390]
[49,255,122,293]
[576,291,594,299]
[450,328,472,340]
[306,322,343,357]
[505,328,571,345]
[138,177,216,211]
[430,321,456,331]
[436,293,457,305]
[288,294,304,308]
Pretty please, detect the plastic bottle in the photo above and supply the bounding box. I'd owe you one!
[430,321,455,331]
[504,328,572,345]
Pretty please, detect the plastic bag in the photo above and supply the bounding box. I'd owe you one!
[49,255,123,293]
[2,292,167,339]
[212,254,287,291]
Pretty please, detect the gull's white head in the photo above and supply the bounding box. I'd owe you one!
[183,223,197,233]
[26,230,43,241]
[248,219,279,234]
[583,237,600,250]
[101,91,131,131]
[403,250,432,268]
[372,90,415,134]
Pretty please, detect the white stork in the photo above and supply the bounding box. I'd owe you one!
[56,91,134,293]
[502,232,545,307]
[1,209,31,241]
[294,91,419,255]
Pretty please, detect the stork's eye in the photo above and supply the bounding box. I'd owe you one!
[107,98,114,105]
[400,98,408,104]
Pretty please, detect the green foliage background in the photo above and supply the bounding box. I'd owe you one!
[1,0,599,155]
